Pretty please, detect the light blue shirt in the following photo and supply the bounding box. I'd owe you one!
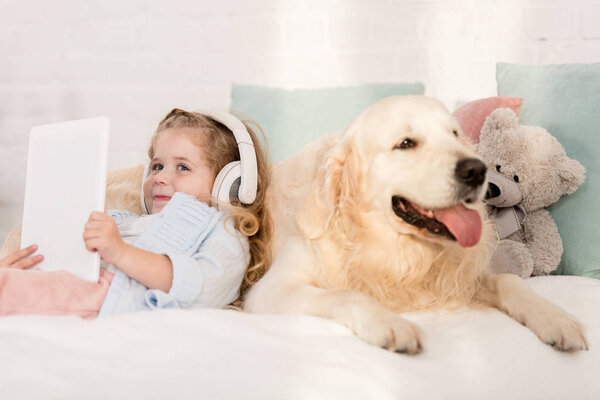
[99,192,249,316]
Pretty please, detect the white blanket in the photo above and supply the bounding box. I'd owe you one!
[1,276,598,400]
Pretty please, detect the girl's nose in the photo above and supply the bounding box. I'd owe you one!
[153,169,169,185]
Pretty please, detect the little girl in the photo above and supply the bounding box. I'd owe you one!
[0,108,271,317]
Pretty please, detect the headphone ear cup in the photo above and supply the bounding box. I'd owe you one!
[228,176,241,202]
[212,161,242,206]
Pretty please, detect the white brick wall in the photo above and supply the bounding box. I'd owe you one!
[1,0,600,245]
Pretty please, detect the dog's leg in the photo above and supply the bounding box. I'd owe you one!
[247,281,423,354]
[244,238,422,354]
[482,273,588,352]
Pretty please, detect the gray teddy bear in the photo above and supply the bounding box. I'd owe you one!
[477,108,586,278]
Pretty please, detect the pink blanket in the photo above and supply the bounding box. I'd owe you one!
[0,269,113,319]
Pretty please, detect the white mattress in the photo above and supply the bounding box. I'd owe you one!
[0,275,598,400]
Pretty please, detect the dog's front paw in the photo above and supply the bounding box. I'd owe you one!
[524,306,589,352]
[354,311,423,354]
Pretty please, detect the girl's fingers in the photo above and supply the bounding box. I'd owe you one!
[85,240,98,253]
[83,233,97,244]
[88,211,108,222]
[84,236,102,252]
[85,221,104,230]
[85,221,112,234]
[12,254,44,269]
[83,227,105,241]
[2,245,38,266]
[84,219,111,235]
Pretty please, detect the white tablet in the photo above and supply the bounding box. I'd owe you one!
[21,117,110,282]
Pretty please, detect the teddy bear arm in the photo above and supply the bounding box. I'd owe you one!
[524,209,563,276]
[489,239,534,279]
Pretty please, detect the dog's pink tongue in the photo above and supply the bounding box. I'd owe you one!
[434,205,482,247]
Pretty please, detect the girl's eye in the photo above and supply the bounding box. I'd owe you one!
[496,165,501,172]
[513,175,519,183]
[152,163,163,171]
[394,138,417,150]
[177,164,190,171]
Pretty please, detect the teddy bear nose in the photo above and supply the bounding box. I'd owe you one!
[486,182,501,199]
[455,158,487,187]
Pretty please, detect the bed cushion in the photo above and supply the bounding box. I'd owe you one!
[497,63,600,279]
[231,82,425,162]
[0,276,598,399]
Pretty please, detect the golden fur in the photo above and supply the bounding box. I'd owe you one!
[244,96,588,353]
[105,165,145,214]
[264,131,495,314]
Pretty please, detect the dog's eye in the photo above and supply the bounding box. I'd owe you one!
[513,175,519,183]
[394,138,417,150]
[452,129,458,137]
[496,165,501,172]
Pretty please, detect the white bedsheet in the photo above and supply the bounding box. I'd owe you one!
[1,276,598,400]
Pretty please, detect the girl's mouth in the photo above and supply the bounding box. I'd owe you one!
[154,195,172,202]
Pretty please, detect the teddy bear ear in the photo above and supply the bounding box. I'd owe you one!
[558,157,586,195]
[481,108,519,140]
[480,108,520,142]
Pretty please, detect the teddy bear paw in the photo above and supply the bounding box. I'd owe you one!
[489,240,534,279]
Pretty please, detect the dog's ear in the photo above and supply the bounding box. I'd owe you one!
[295,139,361,239]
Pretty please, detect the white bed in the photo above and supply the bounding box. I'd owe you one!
[1,275,598,399]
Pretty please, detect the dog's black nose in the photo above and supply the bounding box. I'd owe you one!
[455,158,487,187]
[486,182,501,199]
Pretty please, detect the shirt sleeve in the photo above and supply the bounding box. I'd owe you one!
[106,209,137,224]
[166,223,248,308]
[136,193,249,310]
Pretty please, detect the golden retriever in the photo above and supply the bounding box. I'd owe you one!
[243,95,588,354]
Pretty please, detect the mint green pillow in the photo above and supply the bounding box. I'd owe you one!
[231,82,425,162]
[497,63,600,279]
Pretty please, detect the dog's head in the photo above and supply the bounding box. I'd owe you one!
[325,96,487,248]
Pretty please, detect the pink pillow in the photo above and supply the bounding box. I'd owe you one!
[452,96,523,143]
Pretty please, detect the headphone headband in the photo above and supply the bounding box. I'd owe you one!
[200,109,258,205]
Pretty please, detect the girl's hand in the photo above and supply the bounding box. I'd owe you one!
[0,244,44,269]
[83,211,126,265]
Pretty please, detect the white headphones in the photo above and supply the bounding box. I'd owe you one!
[141,109,258,213]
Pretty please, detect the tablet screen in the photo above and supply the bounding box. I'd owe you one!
[21,117,110,282]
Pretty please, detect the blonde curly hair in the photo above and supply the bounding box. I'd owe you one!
[149,108,272,301]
